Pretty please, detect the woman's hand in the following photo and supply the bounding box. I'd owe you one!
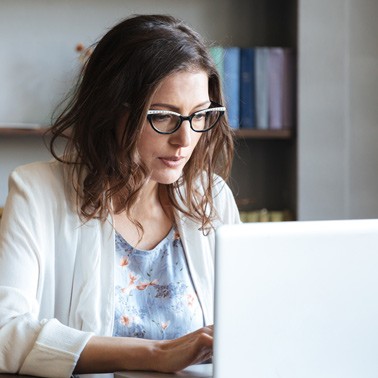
[75,325,213,374]
[154,325,213,373]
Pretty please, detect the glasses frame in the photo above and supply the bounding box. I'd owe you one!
[146,101,226,135]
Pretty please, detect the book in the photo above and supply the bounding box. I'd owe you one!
[223,47,241,129]
[209,45,224,80]
[268,48,295,129]
[239,48,256,129]
[254,47,269,130]
[239,209,293,222]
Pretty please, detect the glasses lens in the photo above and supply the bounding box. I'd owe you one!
[149,112,181,133]
[191,109,222,131]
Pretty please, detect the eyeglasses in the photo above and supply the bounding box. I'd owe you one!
[146,101,226,134]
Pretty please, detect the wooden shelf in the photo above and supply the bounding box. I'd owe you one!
[0,127,293,139]
[234,129,293,139]
[0,127,49,136]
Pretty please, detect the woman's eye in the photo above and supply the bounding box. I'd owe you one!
[193,113,206,120]
[153,114,172,122]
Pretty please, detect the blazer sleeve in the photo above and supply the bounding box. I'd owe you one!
[0,166,92,378]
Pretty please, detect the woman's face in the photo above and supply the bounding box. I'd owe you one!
[137,70,210,185]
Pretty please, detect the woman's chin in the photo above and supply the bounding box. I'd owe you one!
[151,170,183,185]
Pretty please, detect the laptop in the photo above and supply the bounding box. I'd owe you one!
[116,219,378,378]
[214,219,378,378]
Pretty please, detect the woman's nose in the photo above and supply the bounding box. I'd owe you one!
[170,120,192,147]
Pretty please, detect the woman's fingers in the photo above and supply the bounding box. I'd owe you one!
[156,325,214,373]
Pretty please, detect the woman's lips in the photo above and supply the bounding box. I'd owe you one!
[158,156,185,168]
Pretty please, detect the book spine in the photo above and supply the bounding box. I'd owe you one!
[268,48,295,129]
[254,47,269,130]
[268,48,284,130]
[239,48,256,129]
[223,47,241,129]
[209,45,224,80]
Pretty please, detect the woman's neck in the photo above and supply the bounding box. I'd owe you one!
[112,181,174,250]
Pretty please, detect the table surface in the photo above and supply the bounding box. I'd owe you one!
[0,375,37,377]
[0,363,213,378]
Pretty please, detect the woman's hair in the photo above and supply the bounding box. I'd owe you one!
[49,14,234,233]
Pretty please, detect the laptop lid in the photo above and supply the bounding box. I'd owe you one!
[214,219,378,378]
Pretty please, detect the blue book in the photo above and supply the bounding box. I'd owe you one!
[209,45,224,80]
[223,47,241,129]
[240,48,256,129]
[254,47,269,130]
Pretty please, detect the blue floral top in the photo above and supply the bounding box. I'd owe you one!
[113,228,204,340]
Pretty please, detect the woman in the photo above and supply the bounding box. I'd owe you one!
[0,14,240,377]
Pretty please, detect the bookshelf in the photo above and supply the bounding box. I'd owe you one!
[0,0,298,219]
[226,0,298,220]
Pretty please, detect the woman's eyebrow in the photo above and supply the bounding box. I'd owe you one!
[149,103,179,111]
[150,101,211,112]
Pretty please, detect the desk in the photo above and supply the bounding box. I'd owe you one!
[0,374,116,378]
[0,364,212,378]
[0,375,38,378]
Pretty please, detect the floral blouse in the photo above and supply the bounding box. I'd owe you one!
[113,228,204,340]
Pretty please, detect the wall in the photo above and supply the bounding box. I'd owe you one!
[0,0,256,206]
[298,0,378,220]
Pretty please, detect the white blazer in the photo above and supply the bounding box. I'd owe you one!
[0,160,240,377]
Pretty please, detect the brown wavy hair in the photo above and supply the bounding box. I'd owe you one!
[49,14,234,232]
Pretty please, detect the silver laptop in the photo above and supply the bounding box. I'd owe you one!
[214,219,378,378]
[116,219,378,378]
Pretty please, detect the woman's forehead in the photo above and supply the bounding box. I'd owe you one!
[150,70,209,108]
